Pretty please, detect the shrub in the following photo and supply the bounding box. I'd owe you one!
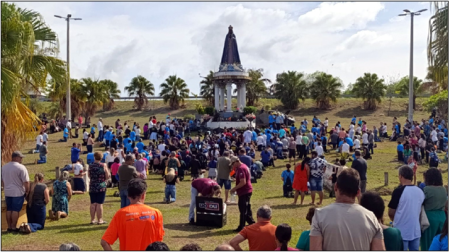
[184,114,194,120]
[264,105,271,111]
[204,106,215,116]
[243,106,257,115]
[195,104,205,115]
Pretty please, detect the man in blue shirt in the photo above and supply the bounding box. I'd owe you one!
[59,128,69,142]
[290,125,296,135]
[71,143,81,163]
[130,130,136,142]
[104,129,112,147]
[238,149,253,168]
[301,123,307,134]
[351,116,357,124]
[429,116,434,125]
[345,137,354,151]
[125,139,133,154]
[136,139,145,153]
[268,114,275,128]
[281,164,294,197]
[265,130,272,147]
[397,141,404,162]
[279,127,286,138]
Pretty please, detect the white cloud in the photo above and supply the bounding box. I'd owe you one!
[336,30,392,52]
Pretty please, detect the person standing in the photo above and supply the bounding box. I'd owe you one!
[309,169,385,250]
[243,128,253,145]
[97,118,104,142]
[101,179,165,251]
[230,156,255,232]
[88,151,110,225]
[388,165,425,251]
[33,132,43,153]
[350,150,367,196]
[2,151,30,232]
[118,155,139,208]
[360,191,403,251]
[308,151,326,205]
[216,151,232,203]
[71,143,81,164]
[281,164,294,198]
[292,157,310,205]
[188,178,221,225]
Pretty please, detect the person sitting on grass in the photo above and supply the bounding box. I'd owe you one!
[360,191,403,251]
[295,207,316,251]
[275,223,298,251]
[49,171,71,220]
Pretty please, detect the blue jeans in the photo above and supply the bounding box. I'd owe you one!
[98,130,104,141]
[403,238,420,251]
[120,189,130,208]
[165,185,176,202]
[26,204,46,232]
[37,155,46,164]
[33,144,40,153]
[309,177,323,191]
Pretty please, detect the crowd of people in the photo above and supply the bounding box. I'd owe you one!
[2,112,448,251]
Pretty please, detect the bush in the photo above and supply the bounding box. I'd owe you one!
[195,104,205,115]
[243,106,257,115]
[204,106,215,116]
[184,114,194,120]
[423,91,448,119]
[264,105,271,111]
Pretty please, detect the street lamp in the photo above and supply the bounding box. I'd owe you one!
[55,14,82,120]
[398,8,426,122]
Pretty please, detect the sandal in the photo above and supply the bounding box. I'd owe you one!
[90,221,98,224]
[23,223,31,234]
[98,221,107,225]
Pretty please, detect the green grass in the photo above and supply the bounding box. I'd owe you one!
[1,98,448,250]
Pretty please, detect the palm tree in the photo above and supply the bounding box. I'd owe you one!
[1,3,66,163]
[352,73,387,110]
[100,79,121,111]
[395,76,423,110]
[238,69,271,106]
[81,78,109,118]
[47,78,86,120]
[200,71,214,106]
[309,72,343,109]
[124,75,155,110]
[160,75,190,110]
[428,2,448,85]
[273,71,308,109]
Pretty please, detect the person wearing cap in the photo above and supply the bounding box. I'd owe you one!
[188,178,221,225]
[2,151,30,232]
[229,156,255,232]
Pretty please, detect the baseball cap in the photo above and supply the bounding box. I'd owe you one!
[12,151,25,158]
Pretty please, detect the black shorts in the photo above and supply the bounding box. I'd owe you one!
[73,178,85,192]
[289,149,296,158]
[89,191,106,204]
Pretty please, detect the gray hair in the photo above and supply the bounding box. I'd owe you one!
[59,171,69,182]
[398,165,413,181]
[59,243,80,251]
[223,151,230,157]
[256,205,272,219]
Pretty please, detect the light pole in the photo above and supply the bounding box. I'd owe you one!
[55,14,82,120]
[398,8,426,122]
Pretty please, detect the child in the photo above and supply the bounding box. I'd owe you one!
[163,168,179,203]
[110,157,120,188]
[281,164,294,198]
[207,158,217,180]
[397,141,404,162]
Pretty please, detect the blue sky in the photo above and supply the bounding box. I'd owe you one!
[15,1,433,95]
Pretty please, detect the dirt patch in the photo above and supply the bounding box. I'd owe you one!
[375,187,393,196]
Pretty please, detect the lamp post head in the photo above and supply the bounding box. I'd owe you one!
[403,9,410,13]
[68,14,72,18]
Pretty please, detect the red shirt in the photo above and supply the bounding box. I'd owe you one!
[235,163,252,196]
[192,178,218,196]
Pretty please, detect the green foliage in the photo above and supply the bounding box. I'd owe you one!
[309,72,342,109]
[352,73,387,110]
[243,106,257,115]
[423,90,448,119]
[204,106,215,116]
[184,114,194,120]
[125,75,155,110]
[200,71,214,105]
[246,69,271,106]
[264,104,271,111]
[159,75,189,110]
[395,76,423,97]
[195,104,205,115]
[428,2,449,84]
[273,71,308,109]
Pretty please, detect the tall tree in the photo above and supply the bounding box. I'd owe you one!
[395,76,423,110]
[160,75,190,110]
[427,2,449,85]
[352,73,387,110]
[124,75,155,110]
[1,3,66,163]
[81,78,109,118]
[273,71,308,109]
[100,79,121,111]
[244,69,271,106]
[47,78,86,120]
[309,72,342,109]
[200,71,214,106]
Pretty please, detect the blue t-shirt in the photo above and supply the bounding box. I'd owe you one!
[397,144,404,152]
[358,120,362,126]
[321,136,328,144]
[90,127,95,133]
[281,170,294,185]
[104,131,112,141]
[444,137,448,143]
[71,147,80,163]
[345,137,354,147]
[130,131,136,141]
[351,117,356,124]
[63,128,69,138]
[239,155,253,168]
[261,151,271,163]
[429,118,434,124]
[279,129,286,138]
[338,140,344,148]
[395,125,400,133]
[290,126,295,134]
[252,131,257,141]
[208,160,217,169]
[124,138,132,146]
[269,115,274,124]
[273,130,278,135]
[429,234,448,251]
[301,125,307,133]
[136,142,145,153]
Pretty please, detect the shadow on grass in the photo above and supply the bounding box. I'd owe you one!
[165,223,236,238]
[270,204,300,210]
[56,225,108,234]
[43,223,92,231]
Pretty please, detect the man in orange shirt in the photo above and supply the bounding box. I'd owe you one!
[229,205,277,251]
[101,179,164,250]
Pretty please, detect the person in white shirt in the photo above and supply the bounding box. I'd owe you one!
[83,129,89,145]
[324,118,329,128]
[356,125,362,135]
[135,126,141,141]
[158,141,166,152]
[354,136,361,150]
[362,132,369,146]
[66,119,73,139]
[43,132,49,143]
[256,134,266,151]
[341,142,350,160]
[34,132,43,153]
[97,118,104,142]
[243,128,253,144]
[431,127,438,144]
[166,117,171,124]
[348,125,355,140]
[315,142,324,157]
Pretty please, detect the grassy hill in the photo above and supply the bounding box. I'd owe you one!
[1,97,447,250]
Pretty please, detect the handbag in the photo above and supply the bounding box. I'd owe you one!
[420,205,430,232]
